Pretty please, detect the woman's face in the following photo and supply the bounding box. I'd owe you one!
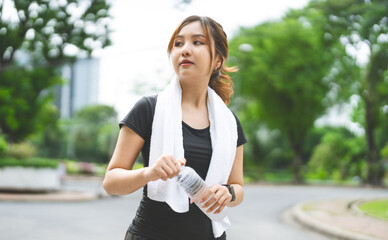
[170,21,219,82]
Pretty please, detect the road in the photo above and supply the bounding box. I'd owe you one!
[1,179,387,240]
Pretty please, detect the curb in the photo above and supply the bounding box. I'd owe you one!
[0,191,103,202]
[291,201,381,240]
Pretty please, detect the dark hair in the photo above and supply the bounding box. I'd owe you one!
[167,15,238,105]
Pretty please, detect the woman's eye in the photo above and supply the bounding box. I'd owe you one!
[194,41,204,45]
[174,41,183,47]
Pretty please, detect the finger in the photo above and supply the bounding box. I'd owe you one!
[209,184,222,192]
[157,169,168,181]
[173,159,183,172]
[215,185,230,198]
[165,158,179,173]
[177,158,186,166]
[202,192,219,209]
[157,155,169,164]
[175,159,184,171]
[201,185,222,207]
[207,200,220,213]
[205,190,224,211]
[214,202,227,214]
[214,187,232,213]
[161,164,174,178]
[198,190,214,205]
[173,160,181,169]
[171,159,184,175]
[212,195,230,214]
[170,164,181,177]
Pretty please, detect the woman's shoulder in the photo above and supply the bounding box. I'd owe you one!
[127,94,158,116]
[119,95,158,140]
[137,94,158,109]
[143,94,158,104]
[230,110,241,125]
[230,110,248,146]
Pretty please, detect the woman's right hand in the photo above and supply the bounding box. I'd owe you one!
[144,155,186,182]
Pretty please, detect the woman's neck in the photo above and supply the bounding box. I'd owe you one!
[180,79,208,109]
[180,78,210,129]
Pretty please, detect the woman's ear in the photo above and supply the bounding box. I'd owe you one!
[215,55,222,69]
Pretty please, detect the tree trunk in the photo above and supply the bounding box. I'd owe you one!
[364,99,383,186]
[291,145,304,184]
[363,45,387,186]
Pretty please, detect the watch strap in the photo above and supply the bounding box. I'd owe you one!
[222,184,236,202]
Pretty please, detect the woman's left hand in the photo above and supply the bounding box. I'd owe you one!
[194,184,232,214]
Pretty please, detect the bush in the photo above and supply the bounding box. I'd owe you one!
[0,135,7,158]
[307,127,366,181]
[65,160,81,175]
[64,160,107,176]
[0,157,59,168]
[78,162,96,175]
[381,143,388,160]
[7,142,36,159]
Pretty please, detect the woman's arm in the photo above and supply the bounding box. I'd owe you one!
[103,125,185,195]
[198,145,244,213]
[226,145,244,207]
[103,125,147,195]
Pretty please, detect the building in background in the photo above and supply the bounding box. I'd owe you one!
[55,58,100,118]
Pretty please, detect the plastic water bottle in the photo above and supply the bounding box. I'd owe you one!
[176,166,227,221]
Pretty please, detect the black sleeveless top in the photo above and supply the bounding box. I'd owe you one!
[120,95,247,240]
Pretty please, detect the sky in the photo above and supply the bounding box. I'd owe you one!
[94,0,311,119]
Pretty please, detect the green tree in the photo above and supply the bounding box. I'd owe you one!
[0,0,111,143]
[229,18,336,183]
[0,0,111,69]
[0,67,61,142]
[307,0,388,185]
[70,104,118,163]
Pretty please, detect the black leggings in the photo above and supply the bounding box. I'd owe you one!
[124,230,227,240]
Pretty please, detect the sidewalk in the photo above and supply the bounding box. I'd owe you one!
[0,175,106,202]
[291,198,388,240]
[0,190,99,202]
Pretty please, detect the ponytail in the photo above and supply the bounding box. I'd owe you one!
[209,65,238,105]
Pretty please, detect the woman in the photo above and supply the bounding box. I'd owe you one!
[103,15,247,240]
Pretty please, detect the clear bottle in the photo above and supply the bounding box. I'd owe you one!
[176,166,227,221]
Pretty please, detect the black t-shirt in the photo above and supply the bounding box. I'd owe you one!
[120,95,247,240]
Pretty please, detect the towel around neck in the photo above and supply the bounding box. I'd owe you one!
[147,76,237,237]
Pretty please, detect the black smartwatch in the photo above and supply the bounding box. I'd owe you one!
[222,184,236,202]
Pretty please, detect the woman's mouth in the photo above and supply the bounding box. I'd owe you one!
[180,59,193,66]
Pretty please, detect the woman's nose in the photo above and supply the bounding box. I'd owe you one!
[181,43,192,57]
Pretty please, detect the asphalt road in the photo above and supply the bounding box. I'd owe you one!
[1,180,387,240]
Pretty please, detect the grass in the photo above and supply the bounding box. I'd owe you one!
[358,199,388,221]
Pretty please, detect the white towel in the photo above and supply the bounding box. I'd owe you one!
[148,76,237,238]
